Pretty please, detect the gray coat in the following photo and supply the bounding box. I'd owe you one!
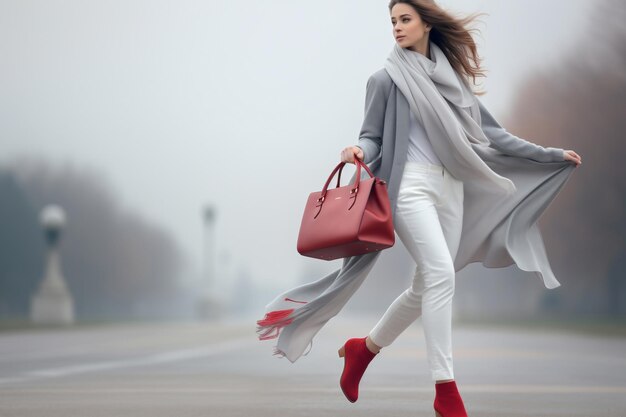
[354,69,575,282]
[258,68,576,363]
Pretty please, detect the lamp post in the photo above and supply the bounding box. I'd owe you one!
[203,206,216,290]
[30,205,74,325]
[195,204,222,320]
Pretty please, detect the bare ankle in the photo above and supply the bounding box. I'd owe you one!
[435,379,454,384]
[365,336,381,354]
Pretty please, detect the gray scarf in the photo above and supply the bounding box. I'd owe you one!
[256,41,516,362]
[385,40,516,195]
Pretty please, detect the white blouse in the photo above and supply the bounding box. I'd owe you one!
[407,109,442,166]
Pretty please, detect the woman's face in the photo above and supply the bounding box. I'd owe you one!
[390,3,431,51]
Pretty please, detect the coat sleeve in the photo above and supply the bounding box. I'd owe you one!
[355,74,388,164]
[476,97,565,163]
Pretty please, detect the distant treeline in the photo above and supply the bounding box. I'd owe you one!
[0,156,187,320]
[503,0,626,316]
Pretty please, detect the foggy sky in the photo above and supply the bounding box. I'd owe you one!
[0,0,593,295]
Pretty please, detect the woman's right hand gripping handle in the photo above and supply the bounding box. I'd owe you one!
[340,146,364,164]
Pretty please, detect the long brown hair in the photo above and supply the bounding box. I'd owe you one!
[388,0,489,95]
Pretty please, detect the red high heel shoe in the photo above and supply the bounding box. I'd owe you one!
[433,380,468,417]
[337,337,379,403]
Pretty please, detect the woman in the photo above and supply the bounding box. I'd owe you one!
[257,1,581,416]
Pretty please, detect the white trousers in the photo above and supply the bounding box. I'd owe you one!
[369,160,464,382]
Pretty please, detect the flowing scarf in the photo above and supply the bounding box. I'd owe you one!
[384,40,516,194]
[256,40,518,362]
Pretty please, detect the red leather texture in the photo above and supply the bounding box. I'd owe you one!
[297,158,395,260]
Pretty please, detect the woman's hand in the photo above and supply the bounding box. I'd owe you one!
[563,150,582,167]
[340,146,364,164]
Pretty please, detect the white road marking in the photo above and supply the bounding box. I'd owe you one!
[0,337,250,386]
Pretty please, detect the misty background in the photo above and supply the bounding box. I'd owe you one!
[1,0,624,322]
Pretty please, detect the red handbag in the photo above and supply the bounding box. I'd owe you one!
[297,157,395,260]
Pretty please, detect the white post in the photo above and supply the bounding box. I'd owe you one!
[30,205,74,325]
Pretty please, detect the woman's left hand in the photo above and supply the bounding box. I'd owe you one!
[563,150,582,167]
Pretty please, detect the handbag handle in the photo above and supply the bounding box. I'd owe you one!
[318,157,375,203]
[336,157,375,189]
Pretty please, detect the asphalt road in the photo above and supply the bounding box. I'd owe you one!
[1,314,625,417]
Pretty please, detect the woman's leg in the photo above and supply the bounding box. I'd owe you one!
[424,167,463,381]
[368,162,464,382]
[436,168,464,268]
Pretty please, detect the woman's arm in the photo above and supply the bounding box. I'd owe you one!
[476,97,565,163]
[355,74,389,164]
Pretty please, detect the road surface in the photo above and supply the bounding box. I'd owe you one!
[1,315,625,416]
